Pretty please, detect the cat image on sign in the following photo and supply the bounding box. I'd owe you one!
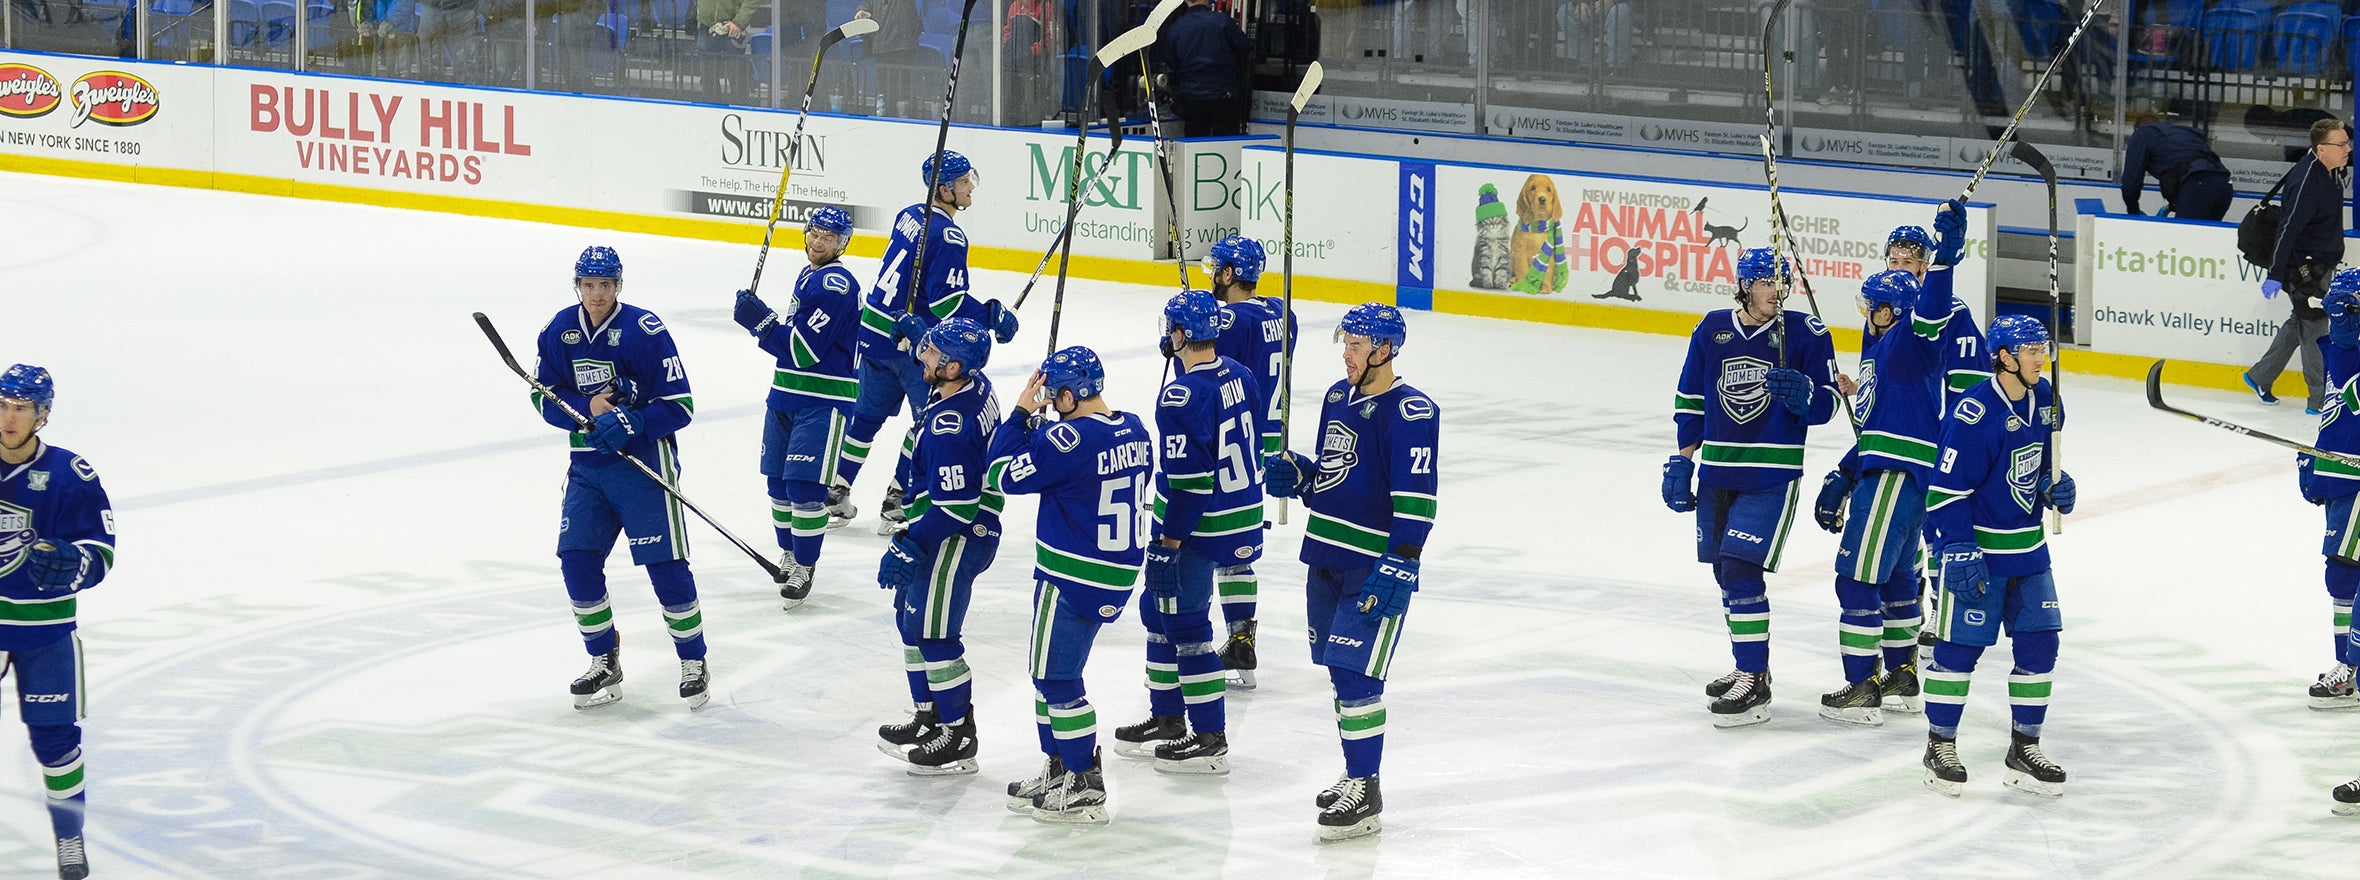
[1471,183,1512,289]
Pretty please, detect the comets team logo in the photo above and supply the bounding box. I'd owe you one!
[0,64,63,119]
[1852,359,1879,421]
[2008,444,2044,513]
[1719,356,1771,424]
[0,503,32,576]
[1315,422,1360,493]
[571,359,615,391]
[69,71,159,128]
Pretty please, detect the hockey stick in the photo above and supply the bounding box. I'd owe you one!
[1011,5,1174,312]
[744,17,878,298]
[474,313,786,580]
[2011,139,2066,534]
[903,0,984,322]
[1758,0,1794,369]
[1955,0,2109,203]
[1276,61,1322,527]
[1133,0,1195,291]
[2146,360,2360,468]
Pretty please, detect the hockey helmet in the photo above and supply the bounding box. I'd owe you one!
[806,205,855,240]
[1040,346,1107,401]
[1987,314,2051,357]
[921,150,976,190]
[1858,269,1920,317]
[575,245,623,280]
[1736,247,1789,292]
[1336,302,1408,351]
[0,365,54,412]
[1886,225,1935,260]
[1162,290,1223,344]
[922,317,992,372]
[1205,235,1267,285]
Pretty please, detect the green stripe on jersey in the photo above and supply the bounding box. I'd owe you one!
[1975,525,2045,553]
[1858,431,1938,466]
[773,368,860,402]
[0,596,75,624]
[1037,542,1142,589]
[1306,512,1387,556]
[1697,442,1805,468]
[1926,487,1970,509]
[1195,503,1265,536]
[1391,493,1438,520]
[1673,394,1705,413]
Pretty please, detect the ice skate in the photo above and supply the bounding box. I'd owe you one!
[906,712,979,776]
[1112,714,1184,758]
[1221,620,1258,690]
[1709,670,1771,728]
[777,556,814,610]
[2311,662,2358,709]
[824,481,858,530]
[1704,668,1746,702]
[2333,778,2360,816]
[678,658,710,710]
[1032,754,1110,826]
[1880,660,1923,713]
[874,485,908,537]
[1817,676,1883,726]
[1152,731,1230,776]
[1315,773,1350,808]
[877,707,939,758]
[1006,754,1064,813]
[1315,774,1382,842]
[1923,734,1967,798]
[570,646,623,709]
[2002,732,2066,799]
[55,834,86,880]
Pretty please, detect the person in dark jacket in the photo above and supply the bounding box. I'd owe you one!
[1152,0,1252,137]
[2120,110,2233,220]
[2245,118,2353,414]
[858,0,921,116]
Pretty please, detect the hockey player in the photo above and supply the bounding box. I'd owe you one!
[1112,290,1265,775]
[0,365,112,880]
[985,346,1154,825]
[1263,302,1438,842]
[875,317,1004,776]
[1662,247,1841,728]
[1886,205,1991,660]
[1810,269,1956,726]
[2299,269,2360,711]
[1921,314,2074,799]
[733,206,863,610]
[1206,233,1295,689]
[835,151,1022,535]
[532,246,711,711]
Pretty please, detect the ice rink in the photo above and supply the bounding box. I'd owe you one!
[2,169,2355,878]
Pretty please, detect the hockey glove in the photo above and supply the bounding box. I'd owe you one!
[1932,199,1967,266]
[2263,279,2284,299]
[986,299,1020,344]
[878,531,929,593]
[1358,553,1420,618]
[1264,451,1316,498]
[894,312,931,347]
[2301,454,2329,505]
[587,408,640,453]
[1938,542,1988,600]
[2329,289,2360,350]
[1142,543,1182,599]
[732,289,777,334]
[606,376,642,409]
[1661,454,1696,513]
[1814,468,1854,533]
[22,542,86,593]
[2040,471,2077,515]
[1765,367,1813,416]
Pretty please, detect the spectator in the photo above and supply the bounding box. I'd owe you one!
[1816,0,1863,104]
[1152,0,1251,137]
[1003,0,1060,124]
[857,0,921,116]
[2119,108,2232,220]
[415,0,481,82]
[697,0,762,98]
[2244,118,2353,414]
[1559,0,1631,70]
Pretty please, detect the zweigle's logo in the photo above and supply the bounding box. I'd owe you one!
[0,64,63,119]
[70,72,160,128]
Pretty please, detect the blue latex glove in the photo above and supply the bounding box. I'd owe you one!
[894,312,930,346]
[2301,454,2328,505]
[22,542,86,593]
[1765,367,1813,416]
[1264,451,1316,498]
[732,289,777,334]
[2040,471,2077,515]
[2328,289,2360,349]
[1938,542,1988,600]
[1142,543,1182,598]
[1661,455,1696,512]
[587,408,640,453]
[878,531,928,592]
[1932,199,1967,266]
[986,298,1019,344]
[2264,279,2284,299]
[1359,553,1420,618]
[1813,468,1854,533]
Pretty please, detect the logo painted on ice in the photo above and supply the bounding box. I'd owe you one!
[0,64,63,119]
[69,71,159,128]
[1719,356,1771,424]
[2008,444,2044,513]
[1315,422,1359,493]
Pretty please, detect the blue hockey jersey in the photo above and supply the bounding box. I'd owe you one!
[2313,339,2360,497]
[860,204,987,362]
[533,303,695,461]
[1844,274,1956,482]
[1297,378,1440,570]
[898,374,1005,548]
[1216,296,1298,455]
[0,443,113,651]
[748,261,862,412]
[1153,356,1267,563]
[1926,377,2062,577]
[1927,268,1993,410]
[987,410,1155,615]
[1673,309,1840,490]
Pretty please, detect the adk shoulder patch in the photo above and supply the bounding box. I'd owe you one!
[1046,422,1082,453]
[638,313,667,336]
[1399,396,1437,421]
[561,329,583,345]
[930,409,965,435]
[1954,397,1986,426]
[1712,330,1734,344]
[1160,385,1193,408]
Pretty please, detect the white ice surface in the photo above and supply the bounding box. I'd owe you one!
[0,170,2351,878]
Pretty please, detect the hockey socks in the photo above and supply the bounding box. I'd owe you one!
[777,478,829,566]
[834,415,883,486]
[1176,641,1226,733]
[32,726,83,840]
[560,551,618,656]
[1923,642,1981,739]
[1216,565,1257,624]
[1037,679,1099,772]
[1834,576,1881,683]
[648,560,705,660]
[1144,632,1183,717]
[919,639,973,724]
[2008,629,2058,738]
[1333,670,1386,778]
[1718,559,1770,673]
[1880,568,1924,675]
[900,641,931,706]
[2329,558,2360,664]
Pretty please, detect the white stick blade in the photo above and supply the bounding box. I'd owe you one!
[1096,0,1183,65]
[833,18,879,40]
[1290,61,1324,111]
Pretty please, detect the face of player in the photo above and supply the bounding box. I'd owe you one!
[576,277,619,323]
[1341,333,1391,387]
[918,342,964,387]
[1740,279,1781,320]
[0,398,40,453]
[2000,342,2050,382]
[935,174,977,210]
[804,228,846,265]
[1886,245,1928,281]
[1866,304,1898,333]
